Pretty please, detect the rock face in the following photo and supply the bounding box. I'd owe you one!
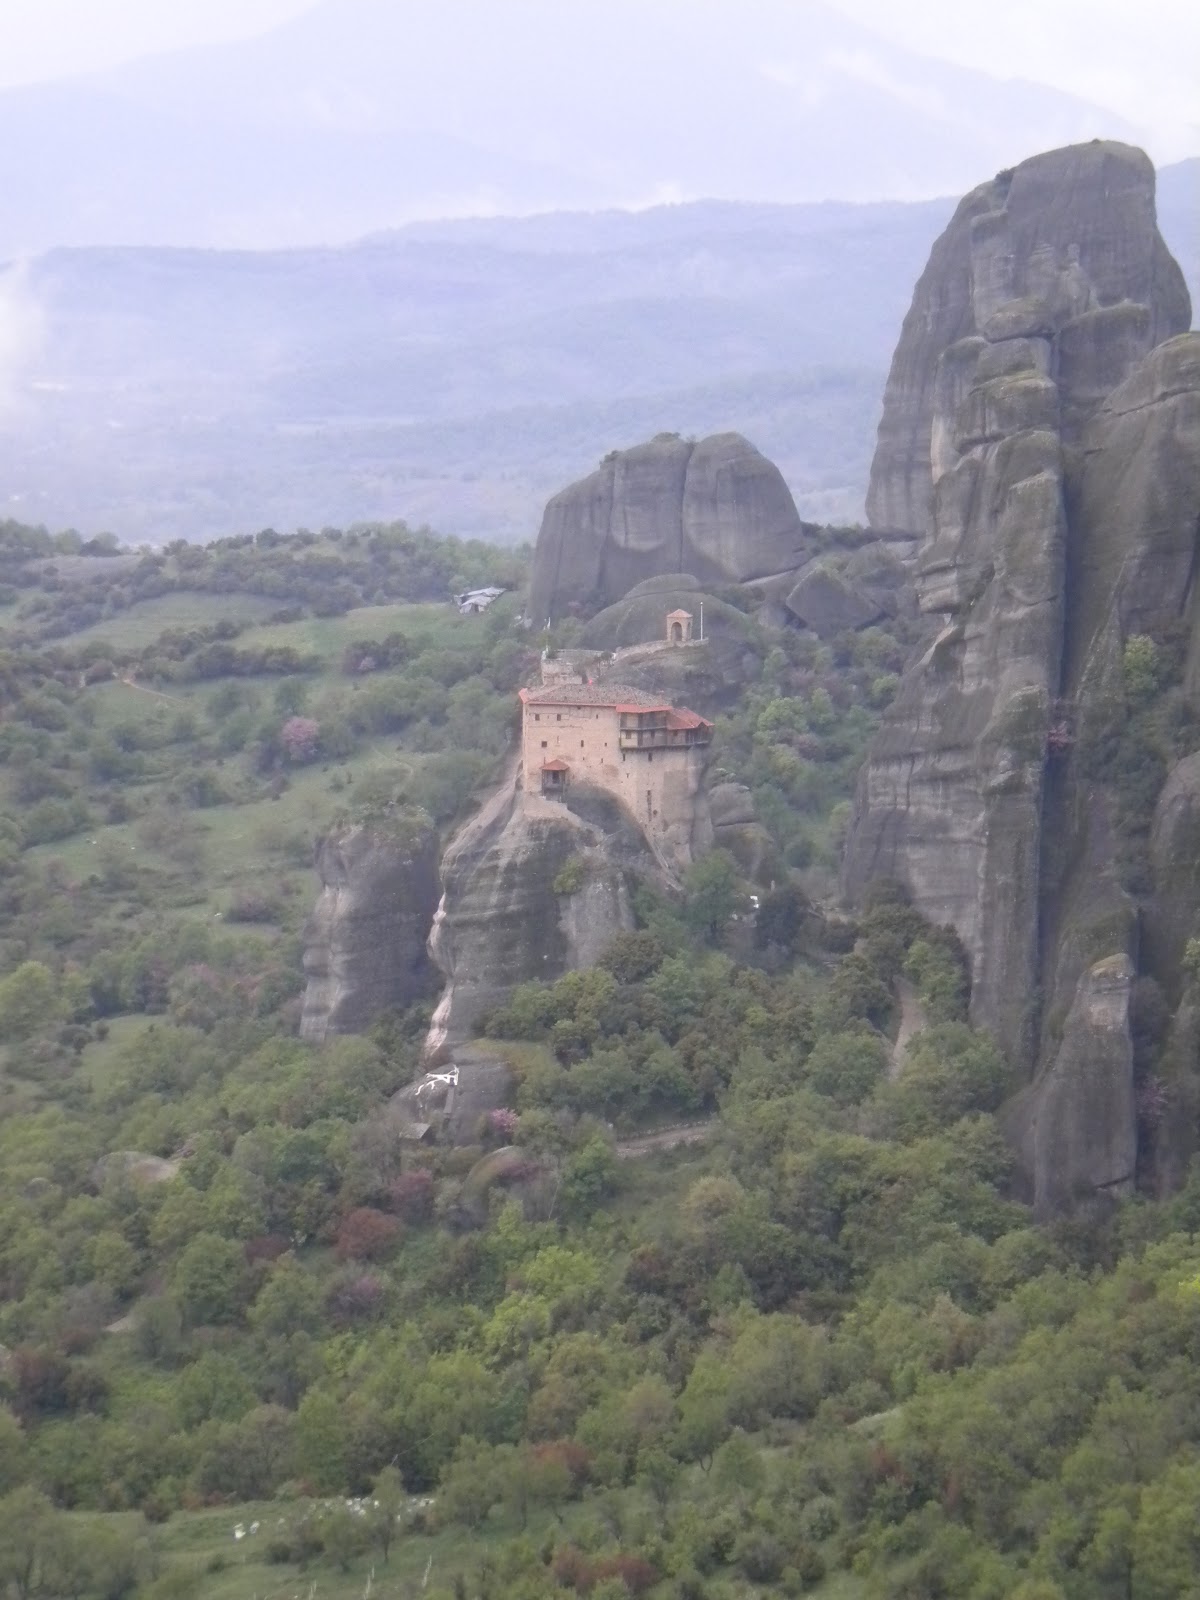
[842,140,1200,1211]
[425,770,653,1046]
[388,1043,516,1144]
[866,141,1190,539]
[784,561,886,637]
[1148,750,1200,993]
[528,432,810,623]
[1006,955,1137,1217]
[300,813,440,1041]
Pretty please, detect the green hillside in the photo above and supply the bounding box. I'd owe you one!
[1,517,1198,1600]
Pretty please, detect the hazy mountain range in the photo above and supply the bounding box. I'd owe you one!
[2,161,1193,546]
[0,0,1148,254]
[0,0,1193,546]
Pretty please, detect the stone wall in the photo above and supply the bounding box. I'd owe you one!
[521,699,706,872]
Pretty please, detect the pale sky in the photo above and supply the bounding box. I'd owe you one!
[0,0,1196,158]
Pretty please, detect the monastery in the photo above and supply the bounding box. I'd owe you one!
[518,674,712,857]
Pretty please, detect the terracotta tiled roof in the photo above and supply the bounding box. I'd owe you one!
[665,609,693,620]
[665,708,711,730]
[520,683,663,708]
[541,758,570,771]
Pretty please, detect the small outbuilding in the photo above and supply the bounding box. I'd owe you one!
[666,608,693,644]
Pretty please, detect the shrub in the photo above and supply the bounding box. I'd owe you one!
[280,716,321,762]
[335,1207,401,1262]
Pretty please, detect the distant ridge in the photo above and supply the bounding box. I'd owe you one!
[0,0,1143,254]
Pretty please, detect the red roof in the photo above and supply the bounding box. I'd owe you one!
[665,708,711,730]
[541,758,570,771]
[614,702,671,715]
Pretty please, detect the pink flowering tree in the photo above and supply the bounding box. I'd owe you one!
[487,1107,520,1142]
[280,716,321,763]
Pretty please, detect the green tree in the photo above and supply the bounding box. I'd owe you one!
[683,850,740,944]
[369,1464,406,1562]
[296,1389,348,1494]
[0,1408,27,1496]
[0,962,59,1042]
[320,1504,367,1572]
[171,1233,246,1326]
[1122,634,1160,704]
[439,1438,502,1529]
[0,1486,57,1600]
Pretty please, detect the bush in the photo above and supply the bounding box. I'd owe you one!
[335,1207,401,1262]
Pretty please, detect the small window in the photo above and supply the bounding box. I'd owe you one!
[580,740,585,748]
[541,740,547,749]
[648,752,653,763]
[534,713,540,722]
[556,713,562,722]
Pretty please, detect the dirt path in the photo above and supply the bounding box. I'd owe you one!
[614,1119,716,1158]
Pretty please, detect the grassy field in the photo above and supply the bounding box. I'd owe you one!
[59,591,283,650]
[238,602,472,656]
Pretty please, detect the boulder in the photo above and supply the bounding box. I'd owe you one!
[300,811,440,1041]
[703,782,776,882]
[529,431,810,623]
[784,561,886,637]
[388,1042,516,1144]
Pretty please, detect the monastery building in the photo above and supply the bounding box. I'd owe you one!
[518,680,712,852]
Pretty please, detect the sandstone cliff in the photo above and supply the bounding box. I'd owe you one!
[299,811,440,1041]
[528,432,810,624]
[425,766,656,1048]
[842,140,1200,1211]
[866,141,1190,540]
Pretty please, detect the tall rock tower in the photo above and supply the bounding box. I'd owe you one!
[842,141,1200,1213]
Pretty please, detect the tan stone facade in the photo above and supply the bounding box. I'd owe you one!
[518,683,712,864]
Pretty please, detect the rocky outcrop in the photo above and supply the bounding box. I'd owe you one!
[388,1043,516,1144]
[300,812,440,1041]
[529,432,811,623]
[843,141,1200,1210]
[578,578,751,651]
[867,141,1190,540]
[425,771,656,1047]
[1006,954,1137,1217]
[704,782,777,883]
[784,561,887,637]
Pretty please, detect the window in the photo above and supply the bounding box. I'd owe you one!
[580,740,585,748]
[541,740,547,748]
[534,714,540,722]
